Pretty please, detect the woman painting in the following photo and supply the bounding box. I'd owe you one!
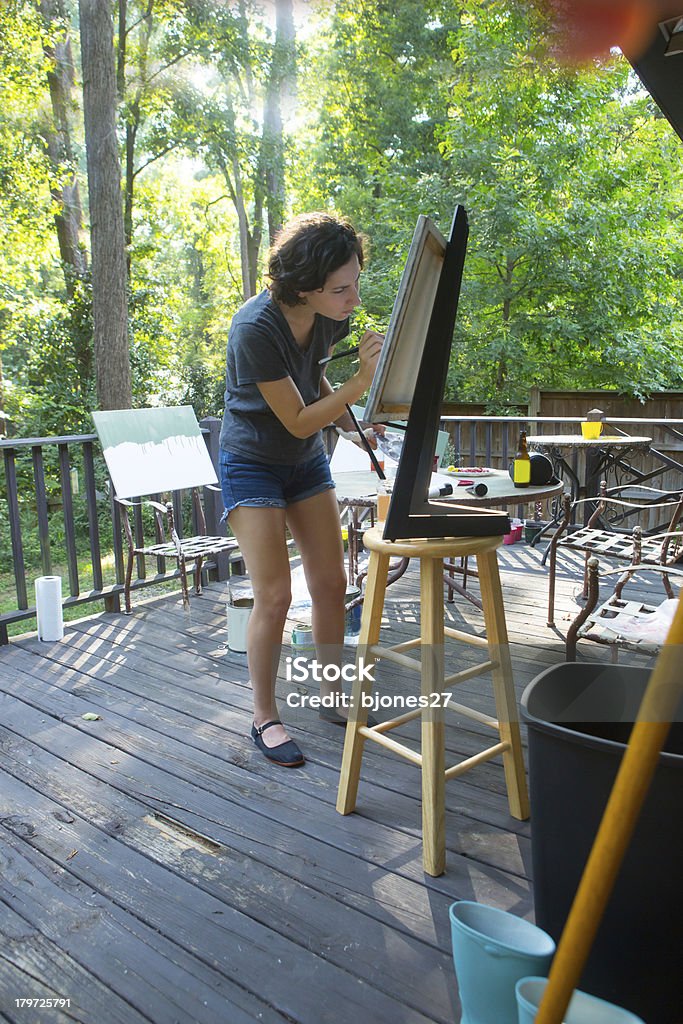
[219,212,383,768]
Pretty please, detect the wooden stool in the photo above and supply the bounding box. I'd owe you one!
[336,527,530,876]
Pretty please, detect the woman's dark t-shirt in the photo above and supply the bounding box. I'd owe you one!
[219,290,349,464]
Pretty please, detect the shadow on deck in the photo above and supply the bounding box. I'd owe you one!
[0,543,657,1023]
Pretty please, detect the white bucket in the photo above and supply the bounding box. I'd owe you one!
[227,596,253,653]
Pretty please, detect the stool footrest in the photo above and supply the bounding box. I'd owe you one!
[372,708,424,731]
[357,724,510,780]
[443,625,489,648]
[444,741,510,780]
[385,636,423,655]
[447,701,500,730]
[360,726,423,766]
[368,644,422,673]
[444,660,497,687]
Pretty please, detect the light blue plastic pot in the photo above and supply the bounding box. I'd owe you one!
[449,902,556,1024]
[515,977,646,1023]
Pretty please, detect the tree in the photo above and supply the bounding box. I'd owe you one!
[79,0,131,409]
[38,0,88,295]
[437,0,683,402]
[262,0,295,240]
[196,0,297,299]
[300,0,683,404]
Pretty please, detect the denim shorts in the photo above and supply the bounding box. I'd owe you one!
[219,448,335,519]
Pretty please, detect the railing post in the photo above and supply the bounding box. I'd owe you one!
[528,386,541,419]
[200,415,231,581]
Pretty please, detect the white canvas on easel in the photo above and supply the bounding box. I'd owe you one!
[92,406,218,499]
[364,216,447,421]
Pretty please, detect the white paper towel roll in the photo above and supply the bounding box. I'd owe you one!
[35,575,64,641]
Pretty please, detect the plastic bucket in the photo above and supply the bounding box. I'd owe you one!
[521,662,683,1022]
[515,977,645,1023]
[226,596,253,653]
[449,901,555,1024]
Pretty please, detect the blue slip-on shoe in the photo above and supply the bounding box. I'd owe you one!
[251,720,305,768]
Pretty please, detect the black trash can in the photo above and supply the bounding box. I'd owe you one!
[521,662,683,1024]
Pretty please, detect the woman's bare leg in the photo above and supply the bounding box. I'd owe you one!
[227,505,293,748]
[287,488,347,704]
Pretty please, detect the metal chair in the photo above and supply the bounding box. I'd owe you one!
[546,483,683,629]
[566,557,683,661]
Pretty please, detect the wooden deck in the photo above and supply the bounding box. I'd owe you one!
[0,542,657,1024]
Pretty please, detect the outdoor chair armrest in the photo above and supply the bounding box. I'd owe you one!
[585,561,683,583]
[605,483,683,501]
[116,496,168,515]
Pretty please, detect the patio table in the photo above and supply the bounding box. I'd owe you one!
[527,434,652,523]
[333,468,564,604]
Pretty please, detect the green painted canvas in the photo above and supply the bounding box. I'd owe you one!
[92,406,218,499]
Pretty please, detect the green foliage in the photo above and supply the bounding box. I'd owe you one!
[1,0,683,443]
[297,0,683,408]
[434,0,683,404]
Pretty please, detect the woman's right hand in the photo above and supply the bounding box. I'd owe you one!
[356,330,383,386]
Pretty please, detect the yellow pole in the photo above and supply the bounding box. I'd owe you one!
[534,594,683,1024]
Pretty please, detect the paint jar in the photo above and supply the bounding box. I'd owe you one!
[377,481,392,522]
[291,623,315,655]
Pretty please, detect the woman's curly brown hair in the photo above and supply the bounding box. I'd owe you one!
[267,212,365,307]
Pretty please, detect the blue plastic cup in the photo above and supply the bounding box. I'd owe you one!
[515,977,646,1023]
[449,902,556,1024]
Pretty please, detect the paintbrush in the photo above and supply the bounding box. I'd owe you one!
[318,345,360,366]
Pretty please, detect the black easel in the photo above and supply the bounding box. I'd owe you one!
[382,206,509,541]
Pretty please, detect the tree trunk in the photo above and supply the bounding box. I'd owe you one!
[123,2,153,261]
[262,0,295,242]
[79,0,131,410]
[39,0,88,296]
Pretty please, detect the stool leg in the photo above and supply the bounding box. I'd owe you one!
[476,549,530,821]
[336,549,389,816]
[421,556,446,876]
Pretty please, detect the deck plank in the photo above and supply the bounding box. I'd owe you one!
[0,545,660,1023]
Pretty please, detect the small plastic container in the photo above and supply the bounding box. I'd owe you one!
[516,977,645,1023]
[504,518,524,545]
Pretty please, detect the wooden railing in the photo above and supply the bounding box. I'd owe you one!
[2,412,683,644]
[440,414,683,493]
[0,417,227,644]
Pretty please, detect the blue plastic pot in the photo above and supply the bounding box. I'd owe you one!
[449,901,555,1024]
[516,977,645,1023]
